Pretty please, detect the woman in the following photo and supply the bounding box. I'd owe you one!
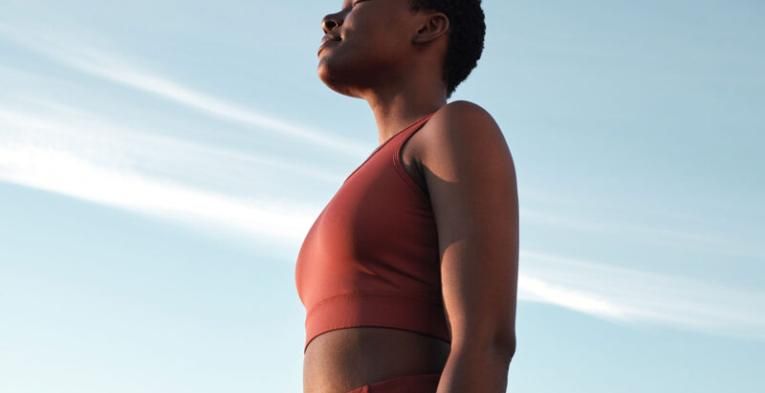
[295,1,518,392]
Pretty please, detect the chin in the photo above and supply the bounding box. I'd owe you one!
[317,61,361,98]
[318,76,358,98]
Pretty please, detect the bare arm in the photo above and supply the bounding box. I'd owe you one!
[420,101,519,393]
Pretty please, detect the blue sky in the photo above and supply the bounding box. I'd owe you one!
[1,0,763,392]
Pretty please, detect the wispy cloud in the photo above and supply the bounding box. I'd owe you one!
[0,23,368,158]
[0,104,342,246]
[519,250,765,342]
[0,144,315,246]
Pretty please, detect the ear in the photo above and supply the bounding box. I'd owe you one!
[412,12,449,45]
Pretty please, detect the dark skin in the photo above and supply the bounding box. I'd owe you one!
[307,0,518,392]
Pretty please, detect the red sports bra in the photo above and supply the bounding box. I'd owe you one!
[294,111,451,353]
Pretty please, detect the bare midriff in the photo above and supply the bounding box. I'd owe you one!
[302,327,450,393]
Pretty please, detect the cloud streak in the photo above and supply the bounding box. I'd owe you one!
[0,23,369,158]
[519,250,765,342]
[0,104,343,247]
[0,144,314,246]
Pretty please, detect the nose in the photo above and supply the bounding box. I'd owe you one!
[321,14,341,34]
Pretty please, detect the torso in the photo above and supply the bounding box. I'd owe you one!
[302,123,450,393]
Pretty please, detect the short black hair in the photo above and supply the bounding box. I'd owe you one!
[408,0,486,98]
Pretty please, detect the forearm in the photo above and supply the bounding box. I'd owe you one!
[436,345,514,393]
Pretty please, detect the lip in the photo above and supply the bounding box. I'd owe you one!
[317,37,340,56]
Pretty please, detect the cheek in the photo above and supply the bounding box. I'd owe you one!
[353,33,409,66]
[347,13,409,55]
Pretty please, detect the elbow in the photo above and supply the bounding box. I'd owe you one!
[489,325,517,359]
[495,333,517,360]
[451,329,517,360]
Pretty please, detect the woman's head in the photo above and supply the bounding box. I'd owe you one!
[317,0,485,99]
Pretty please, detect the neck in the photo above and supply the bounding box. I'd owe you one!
[359,70,448,146]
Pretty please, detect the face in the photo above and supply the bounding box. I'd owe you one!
[317,0,423,97]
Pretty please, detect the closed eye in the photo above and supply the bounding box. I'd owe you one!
[341,0,367,12]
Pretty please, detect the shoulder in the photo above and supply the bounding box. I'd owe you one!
[436,99,494,118]
[429,100,499,133]
[418,100,512,180]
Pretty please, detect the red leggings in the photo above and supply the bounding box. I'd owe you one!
[345,372,441,393]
